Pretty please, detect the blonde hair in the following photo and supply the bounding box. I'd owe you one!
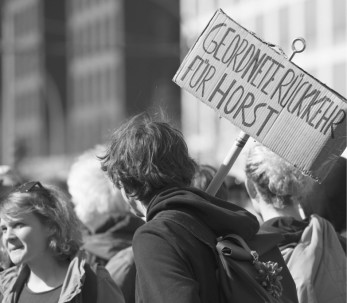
[245,143,313,209]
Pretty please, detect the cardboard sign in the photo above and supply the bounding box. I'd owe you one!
[173,9,347,181]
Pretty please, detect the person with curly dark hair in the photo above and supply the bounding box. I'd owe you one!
[0,181,125,303]
[100,112,298,303]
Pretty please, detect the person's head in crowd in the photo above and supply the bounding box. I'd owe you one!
[67,145,131,233]
[301,156,346,234]
[224,174,263,224]
[0,180,126,301]
[224,175,248,204]
[0,182,82,265]
[100,113,197,215]
[191,164,228,200]
[244,143,313,222]
[0,165,23,197]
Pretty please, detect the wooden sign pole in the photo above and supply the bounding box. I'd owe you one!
[206,131,250,195]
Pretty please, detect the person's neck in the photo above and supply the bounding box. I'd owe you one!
[26,256,69,292]
[260,202,302,222]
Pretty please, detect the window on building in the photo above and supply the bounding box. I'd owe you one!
[99,18,109,52]
[74,76,82,107]
[80,74,89,106]
[255,15,264,39]
[107,14,117,51]
[89,20,97,55]
[80,26,88,57]
[304,0,317,47]
[27,47,39,77]
[91,71,98,105]
[279,7,289,49]
[13,12,23,37]
[333,62,346,97]
[107,67,116,99]
[332,0,346,44]
[29,3,39,32]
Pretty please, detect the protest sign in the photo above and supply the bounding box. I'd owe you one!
[173,9,347,182]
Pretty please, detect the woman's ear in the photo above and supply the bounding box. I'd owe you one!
[245,179,257,199]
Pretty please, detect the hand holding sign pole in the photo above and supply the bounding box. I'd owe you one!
[173,9,347,194]
[206,38,307,196]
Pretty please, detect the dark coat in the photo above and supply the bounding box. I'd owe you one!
[260,216,346,253]
[82,213,144,303]
[133,187,260,303]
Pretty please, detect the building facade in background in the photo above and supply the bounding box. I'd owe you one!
[1,0,46,166]
[67,0,125,154]
[1,0,345,181]
[179,0,347,180]
[0,0,180,180]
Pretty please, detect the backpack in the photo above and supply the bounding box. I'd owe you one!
[156,210,297,303]
[281,215,346,303]
[216,233,286,303]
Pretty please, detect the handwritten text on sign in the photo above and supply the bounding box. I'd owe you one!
[173,9,347,181]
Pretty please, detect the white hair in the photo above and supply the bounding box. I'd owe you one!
[0,165,22,186]
[67,145,130,230]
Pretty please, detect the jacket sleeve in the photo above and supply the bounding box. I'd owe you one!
[133,228,201,303]
[96,266,125,303]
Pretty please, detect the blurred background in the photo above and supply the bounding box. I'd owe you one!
[0,0,346,184]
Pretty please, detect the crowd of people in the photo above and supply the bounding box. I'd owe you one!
[0,111,346,303]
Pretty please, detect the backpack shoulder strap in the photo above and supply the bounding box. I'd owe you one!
[81,263,98,303]
[154,210,286,301]
[217,234,255,261]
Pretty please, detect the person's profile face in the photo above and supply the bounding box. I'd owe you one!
[0,213,51,266]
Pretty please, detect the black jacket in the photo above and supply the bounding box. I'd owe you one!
[133,187,260,303]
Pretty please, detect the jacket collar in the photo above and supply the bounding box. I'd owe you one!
[0,251,88,303]
[147,187,260,241]
[59,250,87,302]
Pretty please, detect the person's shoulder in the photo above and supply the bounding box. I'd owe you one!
[106,246,134,271]
[133,219,161,242]
[133,212,182,238]
[133,214,184,252]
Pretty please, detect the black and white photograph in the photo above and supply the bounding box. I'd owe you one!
[0,1,346,302]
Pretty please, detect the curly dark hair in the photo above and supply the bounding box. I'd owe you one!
[0,183,82,261]
[100,113,197,205]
